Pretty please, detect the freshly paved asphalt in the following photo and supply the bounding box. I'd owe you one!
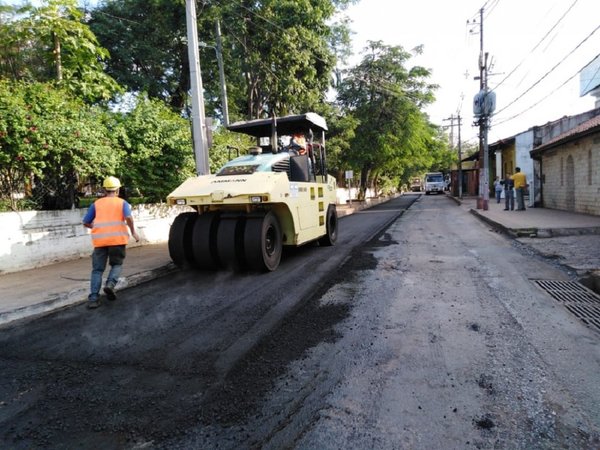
[1,194,599,326]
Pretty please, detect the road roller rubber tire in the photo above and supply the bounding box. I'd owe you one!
[318,204,338,246]
[243,211,282,272]
[168,212,198,268]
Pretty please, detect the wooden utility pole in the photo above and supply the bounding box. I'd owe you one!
[444,114,463,199]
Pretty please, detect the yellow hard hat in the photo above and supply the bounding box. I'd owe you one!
[103,176,121,190]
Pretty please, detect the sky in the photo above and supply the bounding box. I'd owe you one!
[342,0,600,145]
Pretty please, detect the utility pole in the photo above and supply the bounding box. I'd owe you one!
[457,114,463,199]
[215,20,229,127]
[473,7,490,210]
[443,114,463,199]
[200,22,229,127]
[186,0,210,175]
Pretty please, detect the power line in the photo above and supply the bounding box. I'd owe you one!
[237,3,287,34]
[492,53,600,127]
[494,22,600,116]
[483,0,500,19]
[92,9,142,25]
[492,0,579,92]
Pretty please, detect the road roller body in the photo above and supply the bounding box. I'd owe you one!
[166,113,338,272]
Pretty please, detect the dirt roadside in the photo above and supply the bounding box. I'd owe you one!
[516,234,600,291]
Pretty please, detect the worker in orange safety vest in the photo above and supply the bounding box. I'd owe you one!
[82,176,140,309]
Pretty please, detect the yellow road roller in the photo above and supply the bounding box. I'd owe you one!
[166,113,338,271]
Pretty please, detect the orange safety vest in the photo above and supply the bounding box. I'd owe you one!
[91,197,129,247]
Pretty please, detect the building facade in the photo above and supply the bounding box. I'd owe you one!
[530,115,600,215]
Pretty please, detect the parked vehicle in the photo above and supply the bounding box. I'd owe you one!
[424,172,445,195]
[410,177,422,192]
[166,113,338,272]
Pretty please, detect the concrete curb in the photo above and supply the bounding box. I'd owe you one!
[538,227,600,237]
[466,205,600,291]
[0,286,89,326]
[0,263,178,327]
[469,208,514,235]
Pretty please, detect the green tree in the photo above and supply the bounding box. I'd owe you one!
[337,41,441,198]
[312,102,358,183]
[88,0,189,110]
[89,0,356,119]
[0,80,48,210]
[221,0,334,118]
[0,80,119,210]
[1,0,121,103]
[115,96,196,202]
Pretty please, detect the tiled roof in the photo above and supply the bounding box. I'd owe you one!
[532,115,600,154]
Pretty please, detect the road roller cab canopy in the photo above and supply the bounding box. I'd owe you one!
[225,113,329,181]
[228,113,326,152]
[227,113,327,138]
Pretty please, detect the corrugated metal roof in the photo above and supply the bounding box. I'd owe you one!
[531,115,600,155]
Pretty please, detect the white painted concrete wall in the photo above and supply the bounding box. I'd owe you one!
[515,131,535,207]
[0,204,192,274]
[1,189,383,274]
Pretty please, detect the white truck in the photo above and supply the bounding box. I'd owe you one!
[423,172,445,195]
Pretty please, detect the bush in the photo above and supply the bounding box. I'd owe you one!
[115,96,195,202]
[0,197,40,212]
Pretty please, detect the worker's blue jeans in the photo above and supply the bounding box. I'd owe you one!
[88,245,126,301]
[495,189,502,203]
[515,187,526,210]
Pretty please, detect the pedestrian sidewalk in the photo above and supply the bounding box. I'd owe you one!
[0,243,176,326]
[453,195,600,238]
[2,195,599,327]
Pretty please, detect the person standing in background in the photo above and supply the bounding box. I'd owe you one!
[503,173,514,211]
[82,176,139,309]
[493,176,503,204]
[512,167,528,211]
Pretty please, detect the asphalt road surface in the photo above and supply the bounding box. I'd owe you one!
[1,194,599,449]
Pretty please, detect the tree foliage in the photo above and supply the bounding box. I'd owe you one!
[311,102,358,181]
[0,0,460,212]
[88,0,189,110]
[0,0,121,103]
[89,0,355,119]
[0,80,118,210]
[113,96,196,202]
[337,41,445,197]
[219,0,336,118]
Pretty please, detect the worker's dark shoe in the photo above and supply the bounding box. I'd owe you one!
[87,300,100,309]
[104,285,117,301]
